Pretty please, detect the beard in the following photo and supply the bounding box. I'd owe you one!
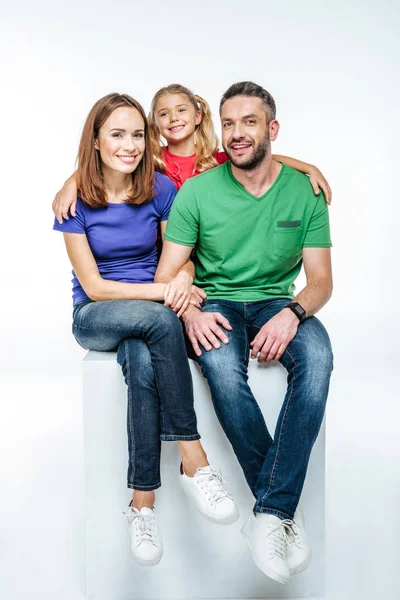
[223,131,270,170]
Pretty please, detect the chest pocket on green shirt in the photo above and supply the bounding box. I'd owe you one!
[274,221,302,258]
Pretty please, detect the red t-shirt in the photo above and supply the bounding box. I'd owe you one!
[161,148,228,189]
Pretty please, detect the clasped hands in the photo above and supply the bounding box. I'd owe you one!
[166,274,300,361]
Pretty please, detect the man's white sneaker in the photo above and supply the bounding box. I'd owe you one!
[285,508,312,575]
[180,464,239,524]
[241,512,290,584]
[125,506,163,566]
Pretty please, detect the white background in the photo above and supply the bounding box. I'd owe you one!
[0,1,399,599]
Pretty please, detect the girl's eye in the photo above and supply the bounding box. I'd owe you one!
[160,112,167,117]
[178,108,186,113]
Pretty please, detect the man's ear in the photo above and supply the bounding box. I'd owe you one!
[269,119,280,142]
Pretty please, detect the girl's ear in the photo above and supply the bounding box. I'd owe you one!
[195,110,202,126]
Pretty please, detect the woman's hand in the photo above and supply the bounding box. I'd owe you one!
[164,272,193,317]
[189,285,207,309]
[309,167,332,205]
[52,177,78,224]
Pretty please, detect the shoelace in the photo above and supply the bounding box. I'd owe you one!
[284,519,301,547]
[125,508,159,547]
[195,467,233,505]
[265,519,293,559]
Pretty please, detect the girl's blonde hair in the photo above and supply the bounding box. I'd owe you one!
[149,84,220,174]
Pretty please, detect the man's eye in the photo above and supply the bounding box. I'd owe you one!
[223,122,232,128]
[246,119,256,124]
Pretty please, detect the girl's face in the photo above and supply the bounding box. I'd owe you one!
[154,93,201,145]
[94,106,145,175]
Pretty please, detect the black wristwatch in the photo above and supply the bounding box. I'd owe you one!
[286,301,307,324]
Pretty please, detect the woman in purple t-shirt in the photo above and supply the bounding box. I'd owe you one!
[54,93,238,567]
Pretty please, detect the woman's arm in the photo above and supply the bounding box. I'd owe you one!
[157,221,205,316]
[272,155,332,204]
[53,172,78,223]
[64,232,166,301]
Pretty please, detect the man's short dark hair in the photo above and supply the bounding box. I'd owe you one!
[219,81,276,121]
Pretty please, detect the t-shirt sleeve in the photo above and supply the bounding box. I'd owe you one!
[52,198,86,233]
[154,175,177,221]
[303,193,332,248]
[164,181,199,246]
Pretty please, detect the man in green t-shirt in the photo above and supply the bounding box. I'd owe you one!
[156,82,333,585]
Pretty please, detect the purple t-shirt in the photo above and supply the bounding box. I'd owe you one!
[53,173,177,305]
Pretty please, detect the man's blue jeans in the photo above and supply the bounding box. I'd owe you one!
[191,298,333,520]
[73,300,200,491]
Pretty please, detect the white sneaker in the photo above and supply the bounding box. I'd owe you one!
[241,512,290,584]
[125,506,163,566]
[285,508,312,575]
[180,464,239,524]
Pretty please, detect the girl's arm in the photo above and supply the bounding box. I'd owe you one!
[53,172,78,223]
[64,232,166,301]
[272,155,332,204]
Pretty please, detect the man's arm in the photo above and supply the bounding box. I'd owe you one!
[155,240,232,356]
[250,248,333,363]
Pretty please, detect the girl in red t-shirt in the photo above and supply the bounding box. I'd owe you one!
[147,83,331,199]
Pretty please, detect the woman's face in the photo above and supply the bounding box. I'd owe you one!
[154,93,201,145]
[95,106,146,175]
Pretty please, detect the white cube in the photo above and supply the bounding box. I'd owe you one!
[83,351,325,600]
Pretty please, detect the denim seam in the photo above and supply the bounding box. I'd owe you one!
[160,434,201,441]
[127,482,161,491]
[260,346,296,504]
[256,506,293,520]
[125,340,136,487]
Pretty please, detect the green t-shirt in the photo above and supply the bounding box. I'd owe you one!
[164,162,332,302]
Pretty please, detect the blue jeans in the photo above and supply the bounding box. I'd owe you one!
[73,300,200,491]
[191,298,333,520]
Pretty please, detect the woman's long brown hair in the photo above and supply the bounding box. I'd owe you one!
[77,93,155,207]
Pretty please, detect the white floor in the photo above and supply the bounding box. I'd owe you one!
[1,352,398,600]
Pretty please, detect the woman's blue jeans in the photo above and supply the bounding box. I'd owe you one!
[190,298,333,520]
[73,300,200,491]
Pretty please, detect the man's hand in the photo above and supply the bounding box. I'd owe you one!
[250,308,299,363]
[182,306,232,357]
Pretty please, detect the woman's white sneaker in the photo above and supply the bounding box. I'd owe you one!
[241,513,290,584]
[180,464,239,524]
[125,506,163,566]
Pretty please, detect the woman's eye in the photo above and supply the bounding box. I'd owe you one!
[134,133,144,138]
[112,133,122,138]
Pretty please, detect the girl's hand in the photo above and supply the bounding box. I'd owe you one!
[164,272,193,317]
[52,179,78,223]
[309,167,332,205]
